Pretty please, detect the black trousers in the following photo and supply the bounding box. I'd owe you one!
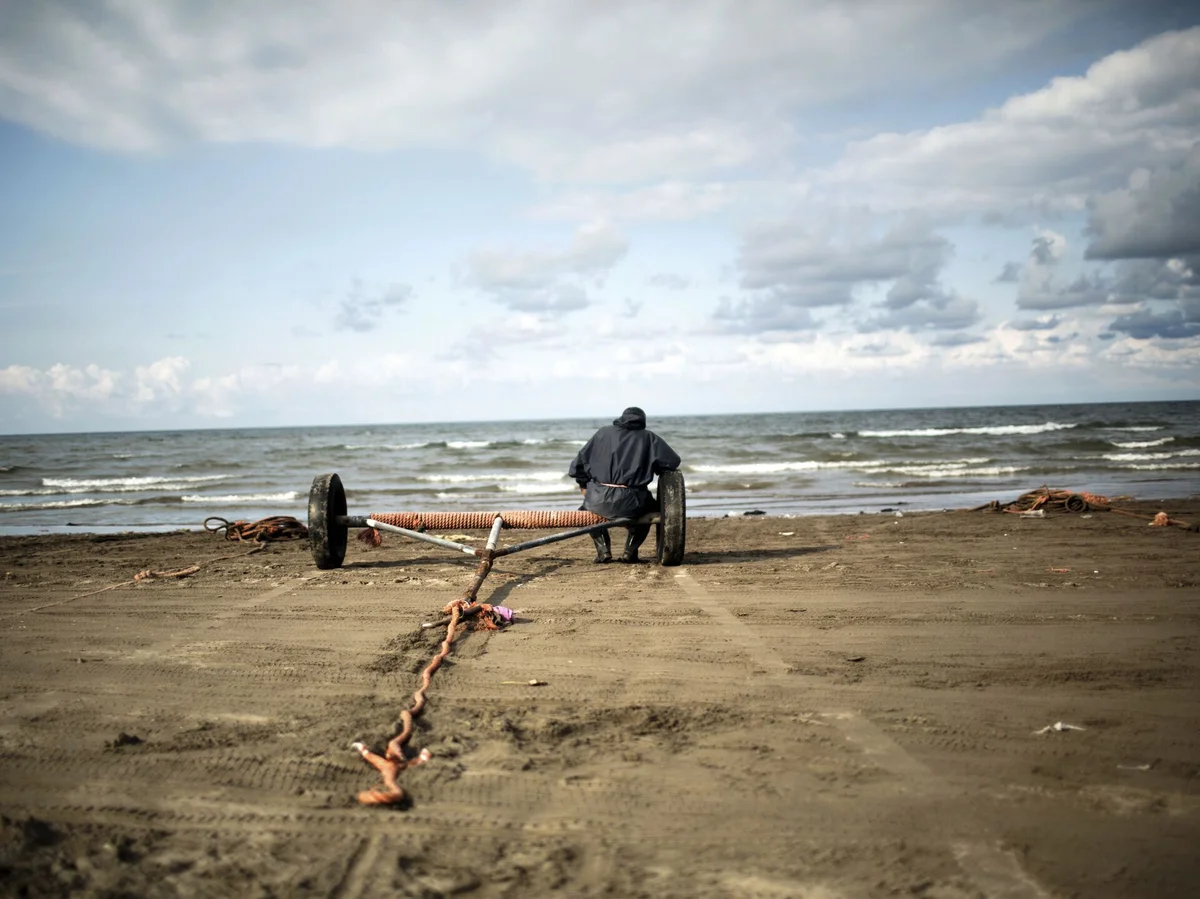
[582,485,656,561]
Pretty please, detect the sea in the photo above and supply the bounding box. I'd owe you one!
[1,401,1198,535]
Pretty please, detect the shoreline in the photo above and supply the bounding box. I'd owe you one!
[2,491,1197,540]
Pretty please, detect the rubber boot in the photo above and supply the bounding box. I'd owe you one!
[621,523,652,563]
[591,530,611,563]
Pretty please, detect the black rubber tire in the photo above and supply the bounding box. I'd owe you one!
[655,469,686,566]
[309,473,348,570]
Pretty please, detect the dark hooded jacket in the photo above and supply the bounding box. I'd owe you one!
[568,407,681,519]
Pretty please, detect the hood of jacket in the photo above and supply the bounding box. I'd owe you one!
[613,407,646,430]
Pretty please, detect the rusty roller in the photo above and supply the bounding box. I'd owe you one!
[307,471,686,569]
[370,510,607,530]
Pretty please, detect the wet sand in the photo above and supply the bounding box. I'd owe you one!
[1,500,1199,898]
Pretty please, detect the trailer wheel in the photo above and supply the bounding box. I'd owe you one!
[656,469,686,566]
[309,473,348,569]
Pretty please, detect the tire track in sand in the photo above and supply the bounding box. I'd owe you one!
[671,567,1052,899]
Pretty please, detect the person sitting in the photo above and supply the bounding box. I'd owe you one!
[568,406,681,563]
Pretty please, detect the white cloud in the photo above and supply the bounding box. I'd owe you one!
[463,221,628,312]
[134,356,188,402]
[0,1,1099,183]
[820,27,1200,215]
[0,364,46,395]
[0,361,123,417]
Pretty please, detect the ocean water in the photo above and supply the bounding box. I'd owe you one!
[1,401,1197,535]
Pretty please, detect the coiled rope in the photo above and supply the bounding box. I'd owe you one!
[6,518,306,619]
[204,515,308,543]
[971,485,1195,530]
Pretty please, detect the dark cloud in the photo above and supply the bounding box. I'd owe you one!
[739,220,951,294]
[1030,234,1060,266]
[862,294,982,332]
[722,217,977,334]
[1108,308,1200,340]
[1080,255,1200,340]
[1085,154,1200,260]
[994,261,1021,283]
[1017,272,1110,310]
[1110,256,1200,302]
[712,296,816,334]
[334,280,413,332]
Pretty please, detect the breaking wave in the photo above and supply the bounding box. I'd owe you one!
[859,423,1075,438]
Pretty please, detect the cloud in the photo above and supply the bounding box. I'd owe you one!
[1030,230,1067,266]
[1107,307,1200,340]
[0,1,1110,183]
[724,215,980,333]
[1084,152,1200,260]
[848,340,911,358]
[1018,272,1110,311]
[191,362,304,416]
[134,356,189,402]
[443,314,571,361]
[1101,255,1200,339]
[334,280,413,332]
[994,261,1022,283]
[711,296,818,334]
[819,27,1200,216]
[1014,230,1111,311]
[1110,255,1200,302]
[862,294,983,332]
[930,332,987,347]
[649,273,690,290]
[0,365,40,396]
[1008,315,1063,331]
[0,360,139,417]
[0,362,121,414]
[532,181,744,221]
[464,221,627,313]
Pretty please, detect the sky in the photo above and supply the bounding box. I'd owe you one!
[1,0,1198,434]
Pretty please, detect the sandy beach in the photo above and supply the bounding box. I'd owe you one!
[1,500,1198,897]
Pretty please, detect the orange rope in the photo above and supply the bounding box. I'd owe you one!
[353,599,474,805]
[204,515,308,543]
[368,510,606,531]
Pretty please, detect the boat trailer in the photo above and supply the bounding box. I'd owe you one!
[307,470,685,805]
[307,469,686,589]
